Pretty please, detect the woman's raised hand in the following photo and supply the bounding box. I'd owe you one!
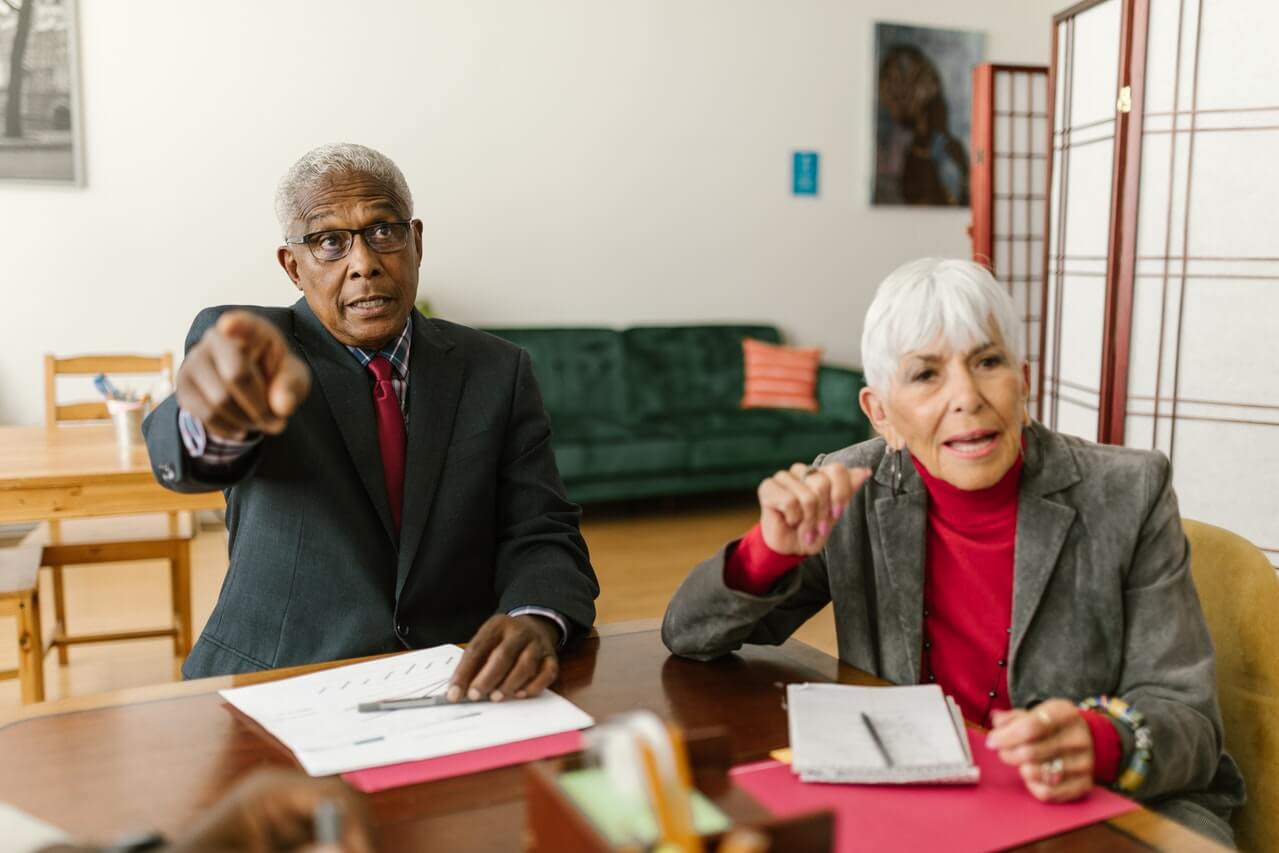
[758,462,873,556]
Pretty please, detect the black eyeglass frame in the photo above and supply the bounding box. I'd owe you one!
[284,219,417,261]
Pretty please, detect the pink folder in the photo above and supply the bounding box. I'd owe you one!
[730,728,1139,852]
[341,730,584,793]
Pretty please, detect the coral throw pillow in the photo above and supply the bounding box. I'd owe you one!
[741,337,821,412]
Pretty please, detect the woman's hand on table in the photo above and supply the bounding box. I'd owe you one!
[986,699,1095,803]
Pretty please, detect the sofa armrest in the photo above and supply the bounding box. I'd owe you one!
[816,365,868,428]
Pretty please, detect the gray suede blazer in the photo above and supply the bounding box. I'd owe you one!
[663,421,1244,839]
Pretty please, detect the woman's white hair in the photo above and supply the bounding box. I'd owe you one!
[860,258,1024,392]
[274,143,413,236]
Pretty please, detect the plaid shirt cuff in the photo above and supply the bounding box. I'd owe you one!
[178,408,262,464]
[507,606,569,649]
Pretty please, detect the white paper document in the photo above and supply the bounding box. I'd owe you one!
[0,803,70,853]
[786,683,979,784]
[220,644,595,776]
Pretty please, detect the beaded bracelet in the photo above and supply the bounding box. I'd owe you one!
[1078,694,1152,793]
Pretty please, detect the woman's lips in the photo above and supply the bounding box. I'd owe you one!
[943,431,1000,459]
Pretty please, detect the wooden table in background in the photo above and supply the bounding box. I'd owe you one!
[0,621,1226,852]
[0,424,224,524]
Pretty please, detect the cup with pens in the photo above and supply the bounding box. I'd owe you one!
[522,710,833,853]
[95,374,152,454]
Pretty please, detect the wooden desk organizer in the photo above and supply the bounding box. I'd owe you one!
[524,728,832,852]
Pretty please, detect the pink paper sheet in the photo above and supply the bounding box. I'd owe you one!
[730,729,1138,853]
[341,730,584,793]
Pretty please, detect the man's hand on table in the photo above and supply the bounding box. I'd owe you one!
[448,614,560,703]
[177,310,311,439]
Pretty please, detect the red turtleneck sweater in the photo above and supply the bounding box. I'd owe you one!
[723,453,1121,783]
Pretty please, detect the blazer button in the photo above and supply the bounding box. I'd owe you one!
[396,622,408,638]
[157,463,175,482]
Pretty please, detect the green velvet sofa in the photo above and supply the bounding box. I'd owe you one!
[483,324,872,504]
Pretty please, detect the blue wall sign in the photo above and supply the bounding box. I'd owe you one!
[792,151,819,196]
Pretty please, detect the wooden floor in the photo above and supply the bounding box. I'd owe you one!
[0,494,838,708]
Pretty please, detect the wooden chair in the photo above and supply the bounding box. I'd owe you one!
[0,545,45,703]
[25,353,195,663]
[1183,519,1279,852]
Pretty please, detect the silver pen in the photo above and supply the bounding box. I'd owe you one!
[357,694,489,712]
[860,711,894,768]
[312,799,343,845]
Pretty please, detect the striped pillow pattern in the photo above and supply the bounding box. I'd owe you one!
[740,337,821,412]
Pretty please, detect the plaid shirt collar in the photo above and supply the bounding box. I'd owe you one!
[345,317,412,380]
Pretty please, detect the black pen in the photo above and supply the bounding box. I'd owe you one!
[860,711,894,768]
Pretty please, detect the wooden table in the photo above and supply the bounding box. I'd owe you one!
[0,621,1226,852]
[0,424,224,525]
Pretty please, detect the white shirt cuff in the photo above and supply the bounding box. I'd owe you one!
[507,606,569,648]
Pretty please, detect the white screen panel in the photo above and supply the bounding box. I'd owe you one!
[1195,0,1279,112]
[1049,271,1105,429]
[1178,279,1279,408]
[1060,139,1115,258]
[1069,0,1122,129]
[1187,130,1279,259]
[1142,0,1182,116]
[1055,399,1100,442]
[1171,420,1279,567]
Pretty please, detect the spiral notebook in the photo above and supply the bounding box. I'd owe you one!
[786,683,979,784]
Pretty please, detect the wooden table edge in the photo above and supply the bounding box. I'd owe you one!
[0,620,1229,852]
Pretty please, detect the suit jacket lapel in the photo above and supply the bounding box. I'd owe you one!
[1009,422,1082,670]
[396,315,464,598]
[291,298,396,545]
[871,449,928,685]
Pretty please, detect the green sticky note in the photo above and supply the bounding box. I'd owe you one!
[557,768,733,846]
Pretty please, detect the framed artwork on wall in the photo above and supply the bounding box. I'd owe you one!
[872,22,984,207]
[0,0,83,183]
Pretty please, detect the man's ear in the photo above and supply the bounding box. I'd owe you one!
[412,218,424,269]
[859,386,901,450]
[277,245,303,290]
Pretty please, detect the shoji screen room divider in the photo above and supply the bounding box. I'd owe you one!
[1043,0,1279,567]
[971,64,1050,407]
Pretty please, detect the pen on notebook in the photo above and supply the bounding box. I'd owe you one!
[860,711,894,768]
[357,694,490,712]
[312,798,342,845]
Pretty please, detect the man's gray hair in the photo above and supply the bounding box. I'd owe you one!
[274,143,414,236]
[860,258,1025,392]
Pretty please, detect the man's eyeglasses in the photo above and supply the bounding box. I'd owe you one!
[284,220,414,262]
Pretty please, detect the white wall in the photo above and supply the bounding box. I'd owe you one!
[0,0,1063,425]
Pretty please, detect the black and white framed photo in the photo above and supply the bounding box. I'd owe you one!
[0,0,83,183]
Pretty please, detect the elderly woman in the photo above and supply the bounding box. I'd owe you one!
[662,258,1244,845]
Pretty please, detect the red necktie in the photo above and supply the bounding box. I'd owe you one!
[367,355,406,533]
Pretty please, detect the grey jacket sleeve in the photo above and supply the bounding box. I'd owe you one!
[1115,453,1229,801]
[661,540,833,661]
[141,308,265,493]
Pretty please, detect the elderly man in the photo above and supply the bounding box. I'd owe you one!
[144,143,598,701]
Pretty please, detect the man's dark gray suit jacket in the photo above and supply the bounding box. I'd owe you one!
[144,298,598,679]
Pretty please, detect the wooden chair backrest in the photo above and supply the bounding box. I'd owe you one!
[44,353,173,427]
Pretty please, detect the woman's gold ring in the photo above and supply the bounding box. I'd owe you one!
[1034,708,1054,731]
